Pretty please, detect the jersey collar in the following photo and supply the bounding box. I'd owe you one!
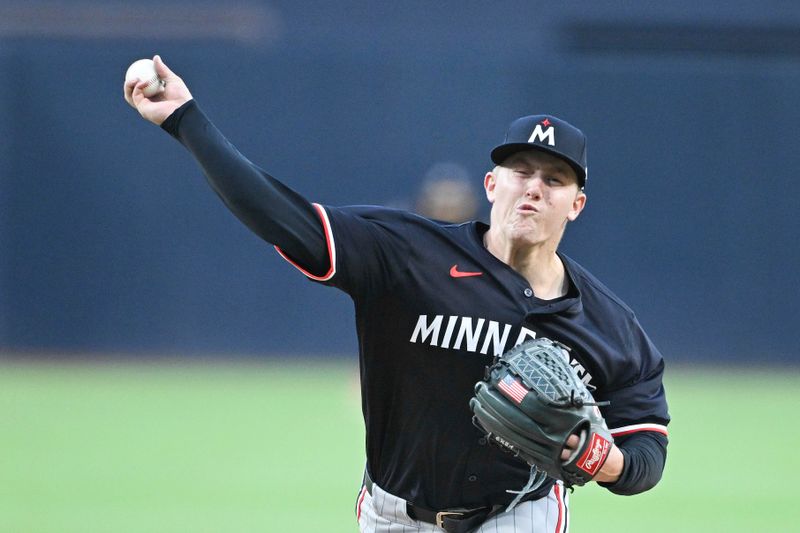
[470,221,583,316]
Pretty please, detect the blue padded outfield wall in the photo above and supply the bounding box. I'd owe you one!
[1,0,798,362]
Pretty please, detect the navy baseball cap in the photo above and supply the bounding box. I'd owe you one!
[491,115,588,188]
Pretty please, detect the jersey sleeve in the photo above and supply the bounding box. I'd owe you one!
[595,321,670,439]
[285,205,414,298]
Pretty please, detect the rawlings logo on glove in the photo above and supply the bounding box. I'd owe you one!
[576,433,611,476]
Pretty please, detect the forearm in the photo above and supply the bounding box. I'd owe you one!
[161,100,329,275]
[597,432,668,495]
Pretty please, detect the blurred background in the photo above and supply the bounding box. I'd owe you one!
[1,0,798,531]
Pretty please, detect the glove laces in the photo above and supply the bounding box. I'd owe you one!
[564,389,611,408]
[504,465,549,512]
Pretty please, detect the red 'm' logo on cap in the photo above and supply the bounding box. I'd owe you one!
[527,122,556,146]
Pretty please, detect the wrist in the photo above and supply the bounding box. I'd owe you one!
[593,444,624,483]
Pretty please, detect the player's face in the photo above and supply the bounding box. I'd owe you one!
[484,150,586,249]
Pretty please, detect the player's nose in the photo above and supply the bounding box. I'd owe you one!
[524,176,544,200]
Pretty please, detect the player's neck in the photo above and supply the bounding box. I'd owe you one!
[484,231,568,300]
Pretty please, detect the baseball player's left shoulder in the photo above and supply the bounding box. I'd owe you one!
[560,253,665,377]
[559,253,638,319]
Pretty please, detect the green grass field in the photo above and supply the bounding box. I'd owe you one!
[1,359,798,532]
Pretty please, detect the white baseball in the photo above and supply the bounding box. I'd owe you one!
[125,58,163,98]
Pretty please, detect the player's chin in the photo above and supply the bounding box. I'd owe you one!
[508,229,545,247]
[508,218,539,233]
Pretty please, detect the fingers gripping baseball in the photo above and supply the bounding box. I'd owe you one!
[124,55,193,126]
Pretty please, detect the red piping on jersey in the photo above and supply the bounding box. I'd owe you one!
[610,423,669,438]
[274,203,336,282]
[356,486,367,521]
[553,484,565,533]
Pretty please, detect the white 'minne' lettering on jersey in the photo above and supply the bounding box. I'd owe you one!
[453,317,485,352]
[480,321,512,355]
[440,316,459,349]
[409,314,593,385]
[409,314,444,346]
[514,326,537,347]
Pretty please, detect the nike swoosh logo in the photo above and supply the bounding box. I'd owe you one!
[450,265,483,278]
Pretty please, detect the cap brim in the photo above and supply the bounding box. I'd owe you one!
[491,143,586,186]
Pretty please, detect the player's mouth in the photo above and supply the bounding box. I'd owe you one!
[516,202,539,214]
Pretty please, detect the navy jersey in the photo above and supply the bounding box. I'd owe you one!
[278,204,669,509]
[163,101,670,511]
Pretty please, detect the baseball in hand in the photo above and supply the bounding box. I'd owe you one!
[125,58,164,98]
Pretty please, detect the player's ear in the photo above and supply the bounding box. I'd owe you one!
[567,190,587,221]
[484,171,497,203]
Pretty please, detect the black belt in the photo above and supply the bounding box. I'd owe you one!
[363,472,499,533]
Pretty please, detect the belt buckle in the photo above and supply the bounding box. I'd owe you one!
[435,510,464,528]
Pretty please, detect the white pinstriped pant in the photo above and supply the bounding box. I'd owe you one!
[356,479,569,533]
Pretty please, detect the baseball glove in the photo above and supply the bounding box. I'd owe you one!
[470,337,613,487]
